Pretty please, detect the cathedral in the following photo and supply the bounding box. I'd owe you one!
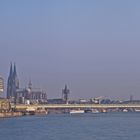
[7,63,19,103]
[7,63,47,104]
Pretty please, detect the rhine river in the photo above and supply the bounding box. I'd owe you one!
[0,113,140,140]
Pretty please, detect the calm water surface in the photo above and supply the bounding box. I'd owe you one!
[0,113,140,140]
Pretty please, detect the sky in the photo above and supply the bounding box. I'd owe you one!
[0,0,140,100]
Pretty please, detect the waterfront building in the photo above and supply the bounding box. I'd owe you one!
[0,76,4,93]
[62,85,70,104]
[7,63,47,104]
[47,85,70,104]
[7,63,19,103]
[0,98,11,112]
[16,81,47,104]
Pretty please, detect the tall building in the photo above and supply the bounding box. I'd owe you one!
[0,76,4,93]
[7,63,47,104]
[62,85,70,104]
[7,63,19,103]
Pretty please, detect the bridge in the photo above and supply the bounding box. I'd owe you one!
[14,104,140,110]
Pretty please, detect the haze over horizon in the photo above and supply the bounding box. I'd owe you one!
[1,0,140,100]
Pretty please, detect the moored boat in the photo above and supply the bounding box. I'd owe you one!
[85,109,99,113]
[70,110,85,114]
[91,109,100,113]
[134,109,140,112]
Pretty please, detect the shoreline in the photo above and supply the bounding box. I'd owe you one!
[0,112,23,118]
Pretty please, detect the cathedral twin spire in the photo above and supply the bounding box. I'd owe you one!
[7,63,19,100]
[9,63,17,78]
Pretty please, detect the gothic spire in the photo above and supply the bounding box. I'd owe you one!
[13,63,17,77]
[9,62,13,77]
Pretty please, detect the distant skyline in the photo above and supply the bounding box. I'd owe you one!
[1,0,140,100]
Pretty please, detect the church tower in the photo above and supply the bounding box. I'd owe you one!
[62,85,70,104]
[13,63,19,89]
[7,63,19,103]
[7,63,13,99]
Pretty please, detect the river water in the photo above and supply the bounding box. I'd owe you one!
[0,112,140,140]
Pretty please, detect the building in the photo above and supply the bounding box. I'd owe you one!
[0,76,4,93]
[7,63,47,104]
[62,85,70,104]
[16,81,47,104]
[47,85,70,104]
[7,63,19,103]
[0,98,11,112]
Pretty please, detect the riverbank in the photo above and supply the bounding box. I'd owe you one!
[0,112,23,118]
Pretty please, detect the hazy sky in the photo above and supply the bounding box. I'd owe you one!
[0,0,140,100]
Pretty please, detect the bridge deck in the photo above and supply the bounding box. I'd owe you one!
[14,104,140,110]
